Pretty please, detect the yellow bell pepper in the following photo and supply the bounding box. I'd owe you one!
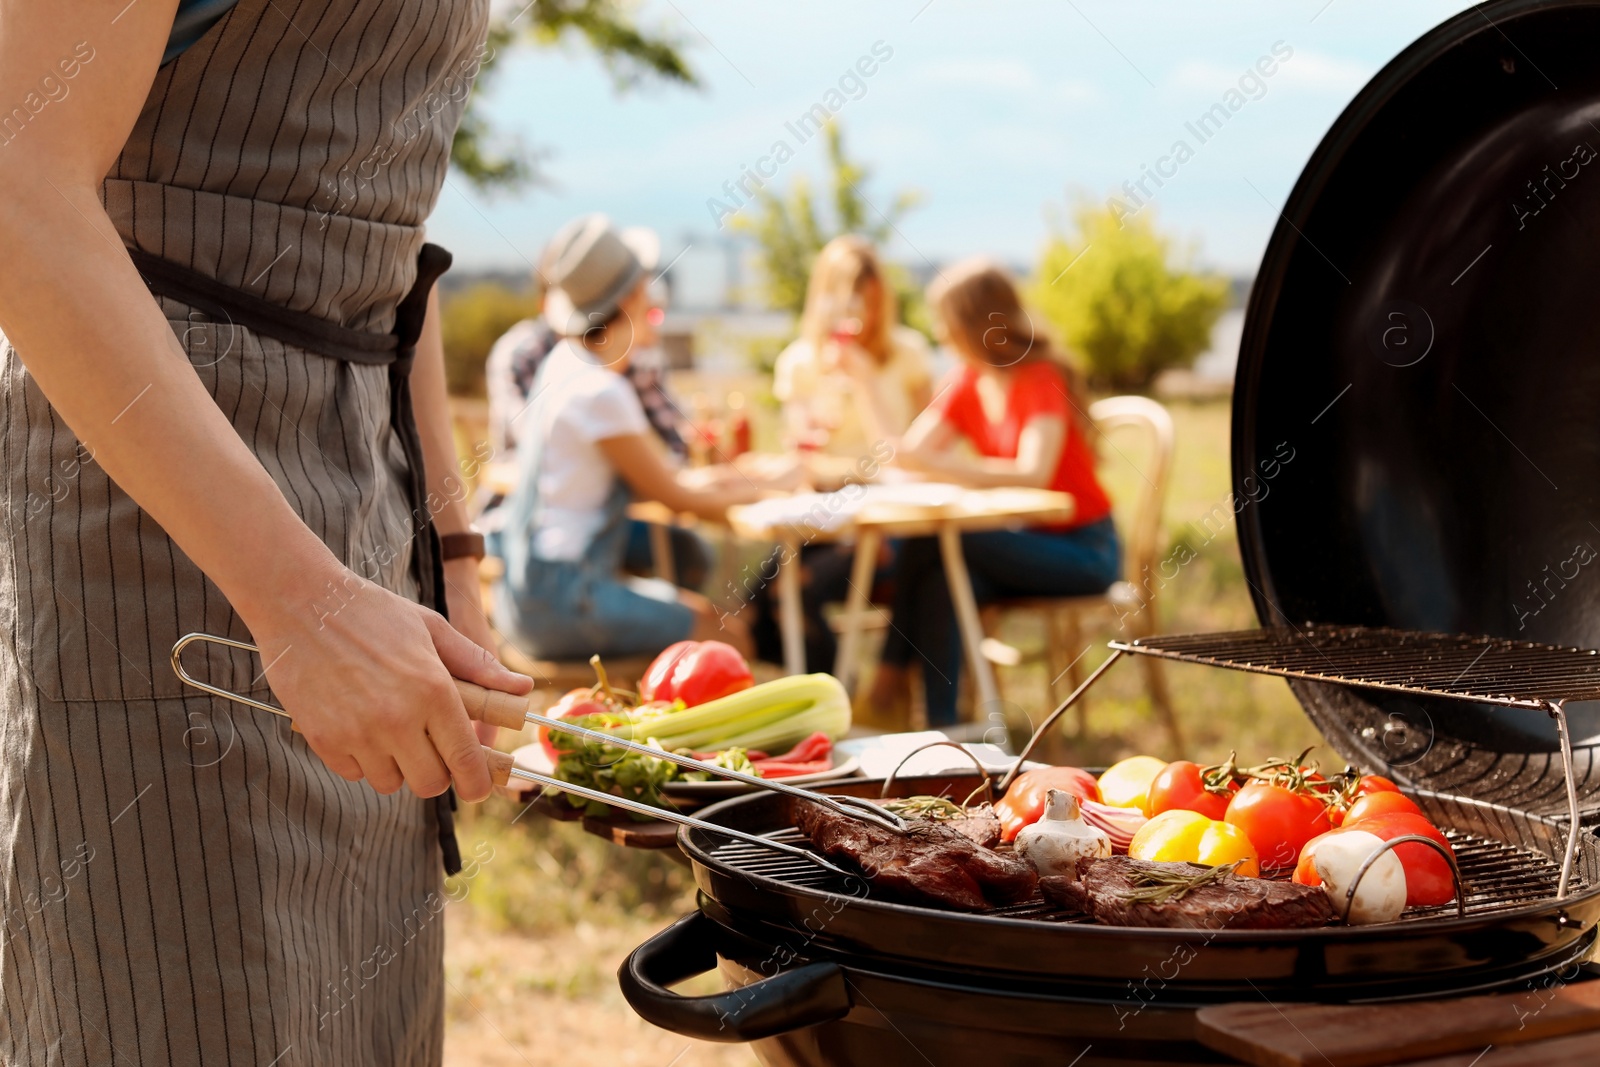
[1128,809,1261,877]
[1097,755,1169,815]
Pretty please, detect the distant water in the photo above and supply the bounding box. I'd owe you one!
[1193,308,1245,382]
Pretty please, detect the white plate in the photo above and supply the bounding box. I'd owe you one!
[511,743,863,799]
[511,742,557,777]
[661,756,861,798]
[835,731,1045,779]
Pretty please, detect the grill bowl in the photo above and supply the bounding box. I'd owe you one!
[679,775,1600,1001]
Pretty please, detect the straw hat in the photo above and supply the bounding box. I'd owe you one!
[541,214,655,336]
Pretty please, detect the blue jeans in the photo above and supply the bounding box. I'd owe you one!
[622,520,713,591]
[493,480,695,661]
[880,518,1121,726]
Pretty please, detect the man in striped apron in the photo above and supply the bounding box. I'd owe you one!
[0,1,531,1063]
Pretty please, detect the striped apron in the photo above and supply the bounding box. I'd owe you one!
[0,1,490,1063]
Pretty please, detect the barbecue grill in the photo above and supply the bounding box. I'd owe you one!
[620,631,1600,1067]
[618,1,1600,1062]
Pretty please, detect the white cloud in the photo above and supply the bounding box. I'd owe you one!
[916,58,1040,91]
[1272,50,1373,93]
[1167,50,1372,97]
[1169,60,1239,91]
[911,59,1100,106]
[1052,80,1102,105]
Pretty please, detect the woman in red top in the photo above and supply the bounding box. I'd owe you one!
[850,258,1120,725]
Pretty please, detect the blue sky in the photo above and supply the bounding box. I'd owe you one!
[430,0,1482,293]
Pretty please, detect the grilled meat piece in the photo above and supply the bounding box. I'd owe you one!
[944,804,1002,849]
[796,800,1037,911]
[1040,857,1337,930]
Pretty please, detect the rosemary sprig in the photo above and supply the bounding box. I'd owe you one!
[883,795,969,821]
[1122,861,1245,905]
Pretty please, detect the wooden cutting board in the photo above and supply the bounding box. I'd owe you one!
[1195,980,1600,1067]
[1400,1029,1600,1066]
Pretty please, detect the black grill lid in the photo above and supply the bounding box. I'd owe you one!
[1232,0,1600,816]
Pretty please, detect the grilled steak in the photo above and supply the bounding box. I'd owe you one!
[1040,857,1337,930]
[943,804,1002,849]
[796,800,1037,911]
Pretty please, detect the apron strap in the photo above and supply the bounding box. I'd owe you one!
[132,242,466,876]
[128,248,400,362]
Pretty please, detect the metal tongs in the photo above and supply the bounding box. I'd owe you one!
[170,633,904,876]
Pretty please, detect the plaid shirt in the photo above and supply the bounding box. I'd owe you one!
[486,318,686,458]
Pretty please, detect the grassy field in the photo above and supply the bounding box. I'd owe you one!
[442,393,1327,1065]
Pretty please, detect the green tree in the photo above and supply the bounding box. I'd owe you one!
[1029,201,1228,391]
[440,283,543,396]
[736,123,926,332]
[454,1,697,190]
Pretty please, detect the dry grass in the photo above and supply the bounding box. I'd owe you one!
[441,811,757,1066]
[443,910,755,1067]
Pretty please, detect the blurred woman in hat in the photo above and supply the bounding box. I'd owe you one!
[483,227,714,590]
[493,214,797,660]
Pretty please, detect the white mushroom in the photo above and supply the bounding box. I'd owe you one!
[1015,789,1113,879]
[1313,830,1408,925]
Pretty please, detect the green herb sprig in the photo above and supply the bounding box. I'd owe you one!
[882,795,969,821]
[1122,861,1246,905]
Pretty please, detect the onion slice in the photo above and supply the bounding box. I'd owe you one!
[1079,799,1148,852]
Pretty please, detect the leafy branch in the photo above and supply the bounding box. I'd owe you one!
[452,1,698,192]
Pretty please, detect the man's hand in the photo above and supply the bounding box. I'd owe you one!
[249,560,532,804]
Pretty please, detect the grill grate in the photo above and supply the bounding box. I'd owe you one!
[704,825,1580,925]
[1109,625,1600,710]
[998,624,1591,897]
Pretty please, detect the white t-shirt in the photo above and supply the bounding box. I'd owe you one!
[773,324,932,456]
[521,341,649,561]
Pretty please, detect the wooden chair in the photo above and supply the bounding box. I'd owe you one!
[979,395,1181,749]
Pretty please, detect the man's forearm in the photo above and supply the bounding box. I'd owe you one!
[410,288,477,538]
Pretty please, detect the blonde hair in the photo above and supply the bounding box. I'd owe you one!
[928,256,1093,436]
[799,235,898,365]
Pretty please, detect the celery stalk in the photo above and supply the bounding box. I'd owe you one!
[599,673,850,754]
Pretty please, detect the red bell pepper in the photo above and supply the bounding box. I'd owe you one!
[751,731,834,778]
[640,640,754,708]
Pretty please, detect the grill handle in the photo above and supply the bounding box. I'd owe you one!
[619,912,852,1042]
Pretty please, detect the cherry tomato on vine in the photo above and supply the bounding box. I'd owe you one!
[1147,760,1235,821]
[1345,790,1423,825]
[1328,773,1402,826]
[1225,782,1334,870]
[1356,774,1399,796]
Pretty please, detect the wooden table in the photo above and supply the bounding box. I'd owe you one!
[484,460,1074,713]
[729,487,1075,714]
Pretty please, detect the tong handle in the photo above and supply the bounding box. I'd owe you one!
[171,631,525,789]
[483,748,516,787]
[454,680,534,730]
